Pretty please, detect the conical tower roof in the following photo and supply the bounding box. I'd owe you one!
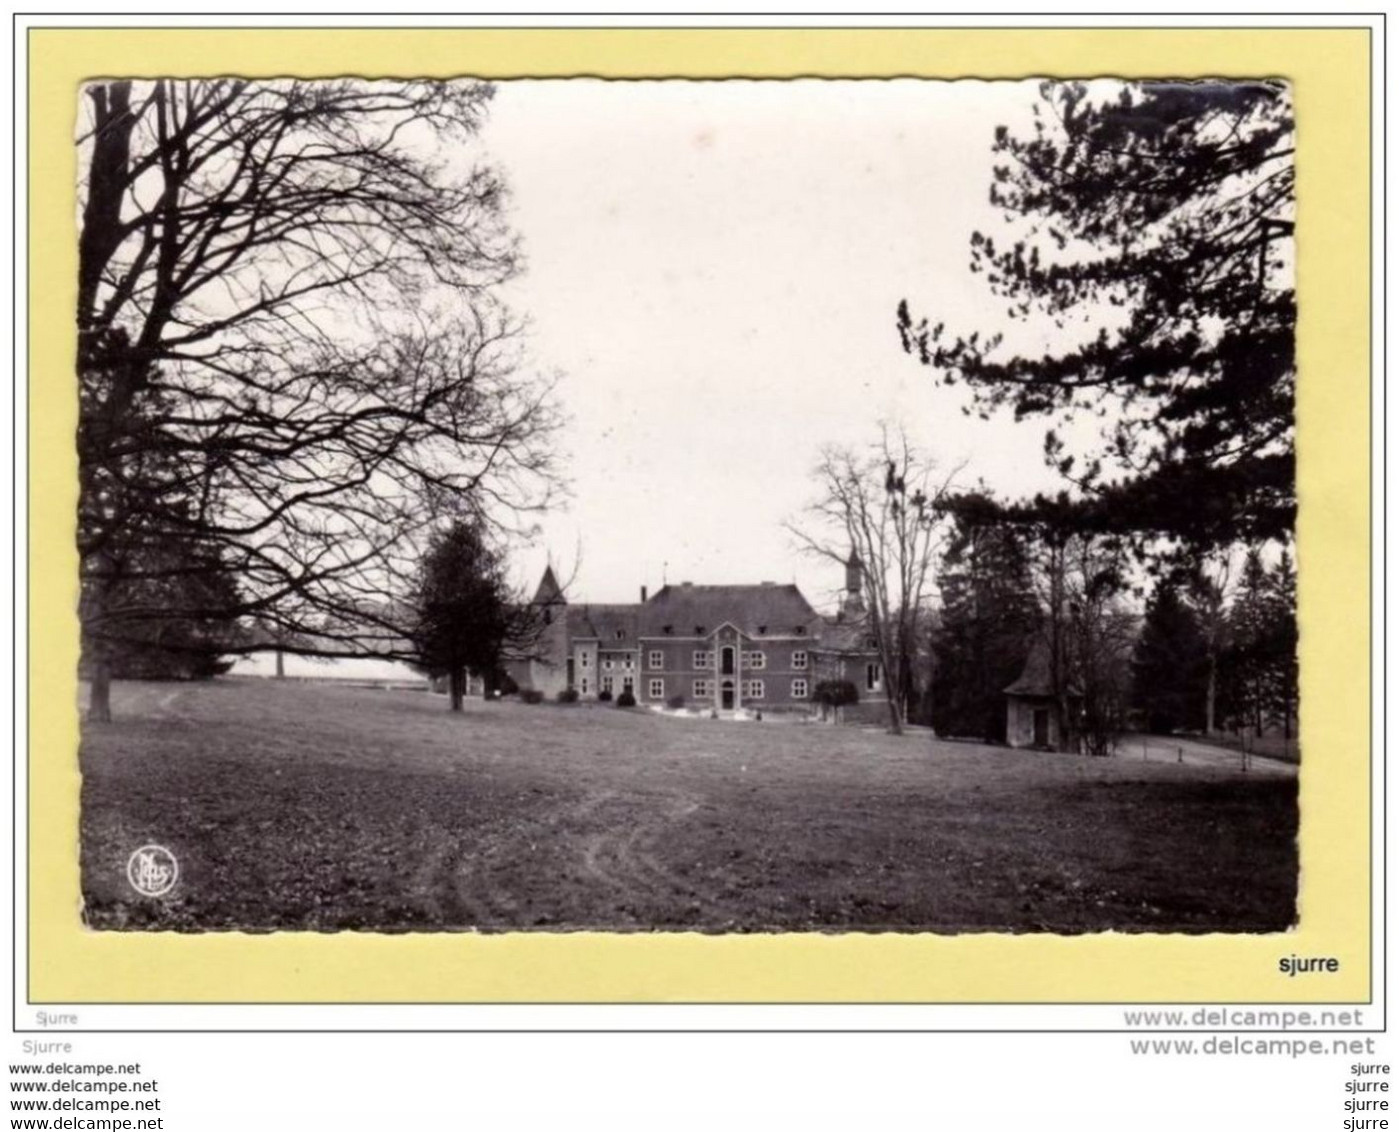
[532,565,565,605]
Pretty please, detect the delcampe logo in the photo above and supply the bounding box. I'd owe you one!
[126,844,179,898]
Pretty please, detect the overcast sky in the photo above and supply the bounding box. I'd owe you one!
[482,80,1084,609]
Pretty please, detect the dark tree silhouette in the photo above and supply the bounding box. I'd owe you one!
[898,80,1295,548]
[410,520,519,712]
[76,79,560,720]
[1223,546,1297,739]
[931,502,1039,742]
[1131,578,1208,734]
[1267,549,1299,740]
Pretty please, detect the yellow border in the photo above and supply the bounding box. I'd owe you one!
[29,26,1371,1003]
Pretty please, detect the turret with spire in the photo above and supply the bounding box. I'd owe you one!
[532,565,566,607]
[841,548,866,620]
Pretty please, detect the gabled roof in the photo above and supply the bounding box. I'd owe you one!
[566,603,640,643]
[639,583,821,639]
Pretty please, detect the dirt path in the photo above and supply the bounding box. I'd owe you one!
[1119,733,1297,776]
[411,785,729,930]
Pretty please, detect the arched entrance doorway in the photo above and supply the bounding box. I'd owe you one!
[721,680,735,710]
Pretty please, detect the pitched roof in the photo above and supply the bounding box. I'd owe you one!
[532,566,565,605]
[1004,637,1081,697]
[566,603,640,643]
[639,583,821,638]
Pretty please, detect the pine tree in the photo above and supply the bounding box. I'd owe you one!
[898,80,1294,548]
[931,504,1040,741]
[1131,579,1208,734]
[1225,547,1273,734]
[1266,549,1299,740]
[411,521,514,712]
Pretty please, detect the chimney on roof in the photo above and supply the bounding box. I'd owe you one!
[640,584,648,603]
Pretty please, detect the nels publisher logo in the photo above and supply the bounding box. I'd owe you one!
[126,844,179,898]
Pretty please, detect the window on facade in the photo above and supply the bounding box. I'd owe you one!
[622,675,634,693]
[603,659,613,671]
[602,675,614,693]
[649,678,665,699]
[745,680,765,699]
[649,650,663,669]
[580,678,589,694]
[692,650,712,670]
[692,679,712,698]
[792,650,808,670]
[866,663,881,692]
[745,651,766,670]
[792,678,809,699]
[580,653,591,668]
[623,656,634,669]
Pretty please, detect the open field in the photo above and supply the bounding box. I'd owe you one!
[80,680,1298,933]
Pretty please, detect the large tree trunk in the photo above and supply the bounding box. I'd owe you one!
[1204,651,1217,734]
[274,649,285,679]
[449,667,465,712]
[78,82,135,329]
[880,650,903,735]
[88,659,113,723]
[884,695,903,736]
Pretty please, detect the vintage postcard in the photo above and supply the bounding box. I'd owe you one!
[27,26,1372,1003]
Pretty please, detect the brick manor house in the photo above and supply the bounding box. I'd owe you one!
[506,554,887,715]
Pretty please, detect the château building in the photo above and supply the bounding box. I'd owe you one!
[507,553,887,716]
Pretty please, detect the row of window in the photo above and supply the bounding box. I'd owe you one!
[576,676,814,700]
[580,650,814,671]
[685,650,807,671]
[583,665,875,695]
[678,679,809,700]
[578,672,872,699]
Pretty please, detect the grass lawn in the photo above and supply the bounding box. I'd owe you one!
[80,679,1298,934]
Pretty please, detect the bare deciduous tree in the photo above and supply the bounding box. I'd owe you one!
[77,79,561,720]
[788,427,960,735]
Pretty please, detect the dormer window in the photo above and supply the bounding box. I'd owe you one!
[663,625,673,635]
[695,625,705,635]
[795,625,807,635]
[758,625,767,635]
[615,629,625,640]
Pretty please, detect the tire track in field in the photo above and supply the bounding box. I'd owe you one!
[575,790,735,928]
[417,785,732,930]
[440,789,619,929]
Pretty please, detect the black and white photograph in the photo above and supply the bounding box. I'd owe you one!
[76,75,1300,936]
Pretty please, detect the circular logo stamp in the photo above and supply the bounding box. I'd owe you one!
[126,844,179,898]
